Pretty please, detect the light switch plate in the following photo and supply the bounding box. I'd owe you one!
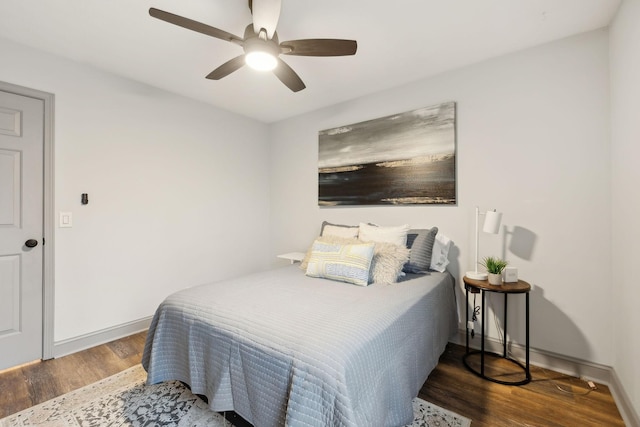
[59,211,73,228]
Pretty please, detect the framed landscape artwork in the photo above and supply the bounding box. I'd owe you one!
[318,102,456,206]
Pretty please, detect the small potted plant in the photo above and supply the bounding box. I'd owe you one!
[482,256,508,285]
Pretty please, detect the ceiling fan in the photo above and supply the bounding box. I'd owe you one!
[149,0,358,92]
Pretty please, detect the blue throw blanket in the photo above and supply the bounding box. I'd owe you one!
[142,265,457,427]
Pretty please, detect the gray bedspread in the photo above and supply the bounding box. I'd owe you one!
[142,265,457,427]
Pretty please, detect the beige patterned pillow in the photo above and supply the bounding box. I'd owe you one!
[300,235,410,284]
[305,240,375,286]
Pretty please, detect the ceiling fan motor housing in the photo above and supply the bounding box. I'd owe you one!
[243,26,280,70]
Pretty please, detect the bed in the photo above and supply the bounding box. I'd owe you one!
[142,262,457,427]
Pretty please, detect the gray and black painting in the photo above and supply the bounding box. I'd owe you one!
[318,102,456,206]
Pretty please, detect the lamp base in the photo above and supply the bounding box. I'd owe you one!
[465,271,488,280]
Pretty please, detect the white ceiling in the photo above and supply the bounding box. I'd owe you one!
[0,0,621,123]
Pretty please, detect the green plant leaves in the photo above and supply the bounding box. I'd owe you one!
[481,256,508,274]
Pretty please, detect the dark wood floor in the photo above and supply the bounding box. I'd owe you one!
[0,332,625,426]
[0,332,147,419]
[419,344,625,427]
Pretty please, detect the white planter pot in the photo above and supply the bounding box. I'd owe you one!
[488,273,503,285]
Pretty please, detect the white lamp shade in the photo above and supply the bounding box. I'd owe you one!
[482,210,502,234]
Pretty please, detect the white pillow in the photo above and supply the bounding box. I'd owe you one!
[430,233,452,272]
[320,221,359,239]
[358,223,410,247]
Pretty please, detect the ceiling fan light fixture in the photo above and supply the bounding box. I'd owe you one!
[244,35,279,71]
[245,50,278,71]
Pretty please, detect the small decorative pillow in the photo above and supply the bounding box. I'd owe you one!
[320,221,359,239]
[305,239,375,286]
[403,227,439,273]
[370,241,410,284]
[300,235,364,271]
[358,223,410,247]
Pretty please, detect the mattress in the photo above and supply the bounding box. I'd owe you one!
[142,264,457,427]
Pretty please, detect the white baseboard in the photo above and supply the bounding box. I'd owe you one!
[451,329,639,427]
[610,368,640,427]
[53,317,152,359]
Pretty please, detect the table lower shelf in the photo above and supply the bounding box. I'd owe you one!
[463,350,531,386]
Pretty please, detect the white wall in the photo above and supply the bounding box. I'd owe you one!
[269,30,612,365]
[0,37,271,342]
[610,0,640,417]
[0,14,632,416]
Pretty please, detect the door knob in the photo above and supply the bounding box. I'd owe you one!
[25,239,38,248]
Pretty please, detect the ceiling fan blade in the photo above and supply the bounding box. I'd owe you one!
[273,58,305,92]
[206,55,246,80]
[280,39,357,57]
[251,0,281,39]
[149,8,243,45]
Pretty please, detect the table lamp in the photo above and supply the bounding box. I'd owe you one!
[466,206,502,280]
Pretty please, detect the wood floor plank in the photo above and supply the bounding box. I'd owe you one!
[419,343,625,427]
[0,332,626,426]
[0,331,148,419]
[0,368,31,418]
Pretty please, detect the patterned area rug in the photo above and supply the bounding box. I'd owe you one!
[1,365,471,427]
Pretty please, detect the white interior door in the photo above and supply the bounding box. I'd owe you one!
[0,90,44,370]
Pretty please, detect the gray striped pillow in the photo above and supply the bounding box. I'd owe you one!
[403,227,439,273]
